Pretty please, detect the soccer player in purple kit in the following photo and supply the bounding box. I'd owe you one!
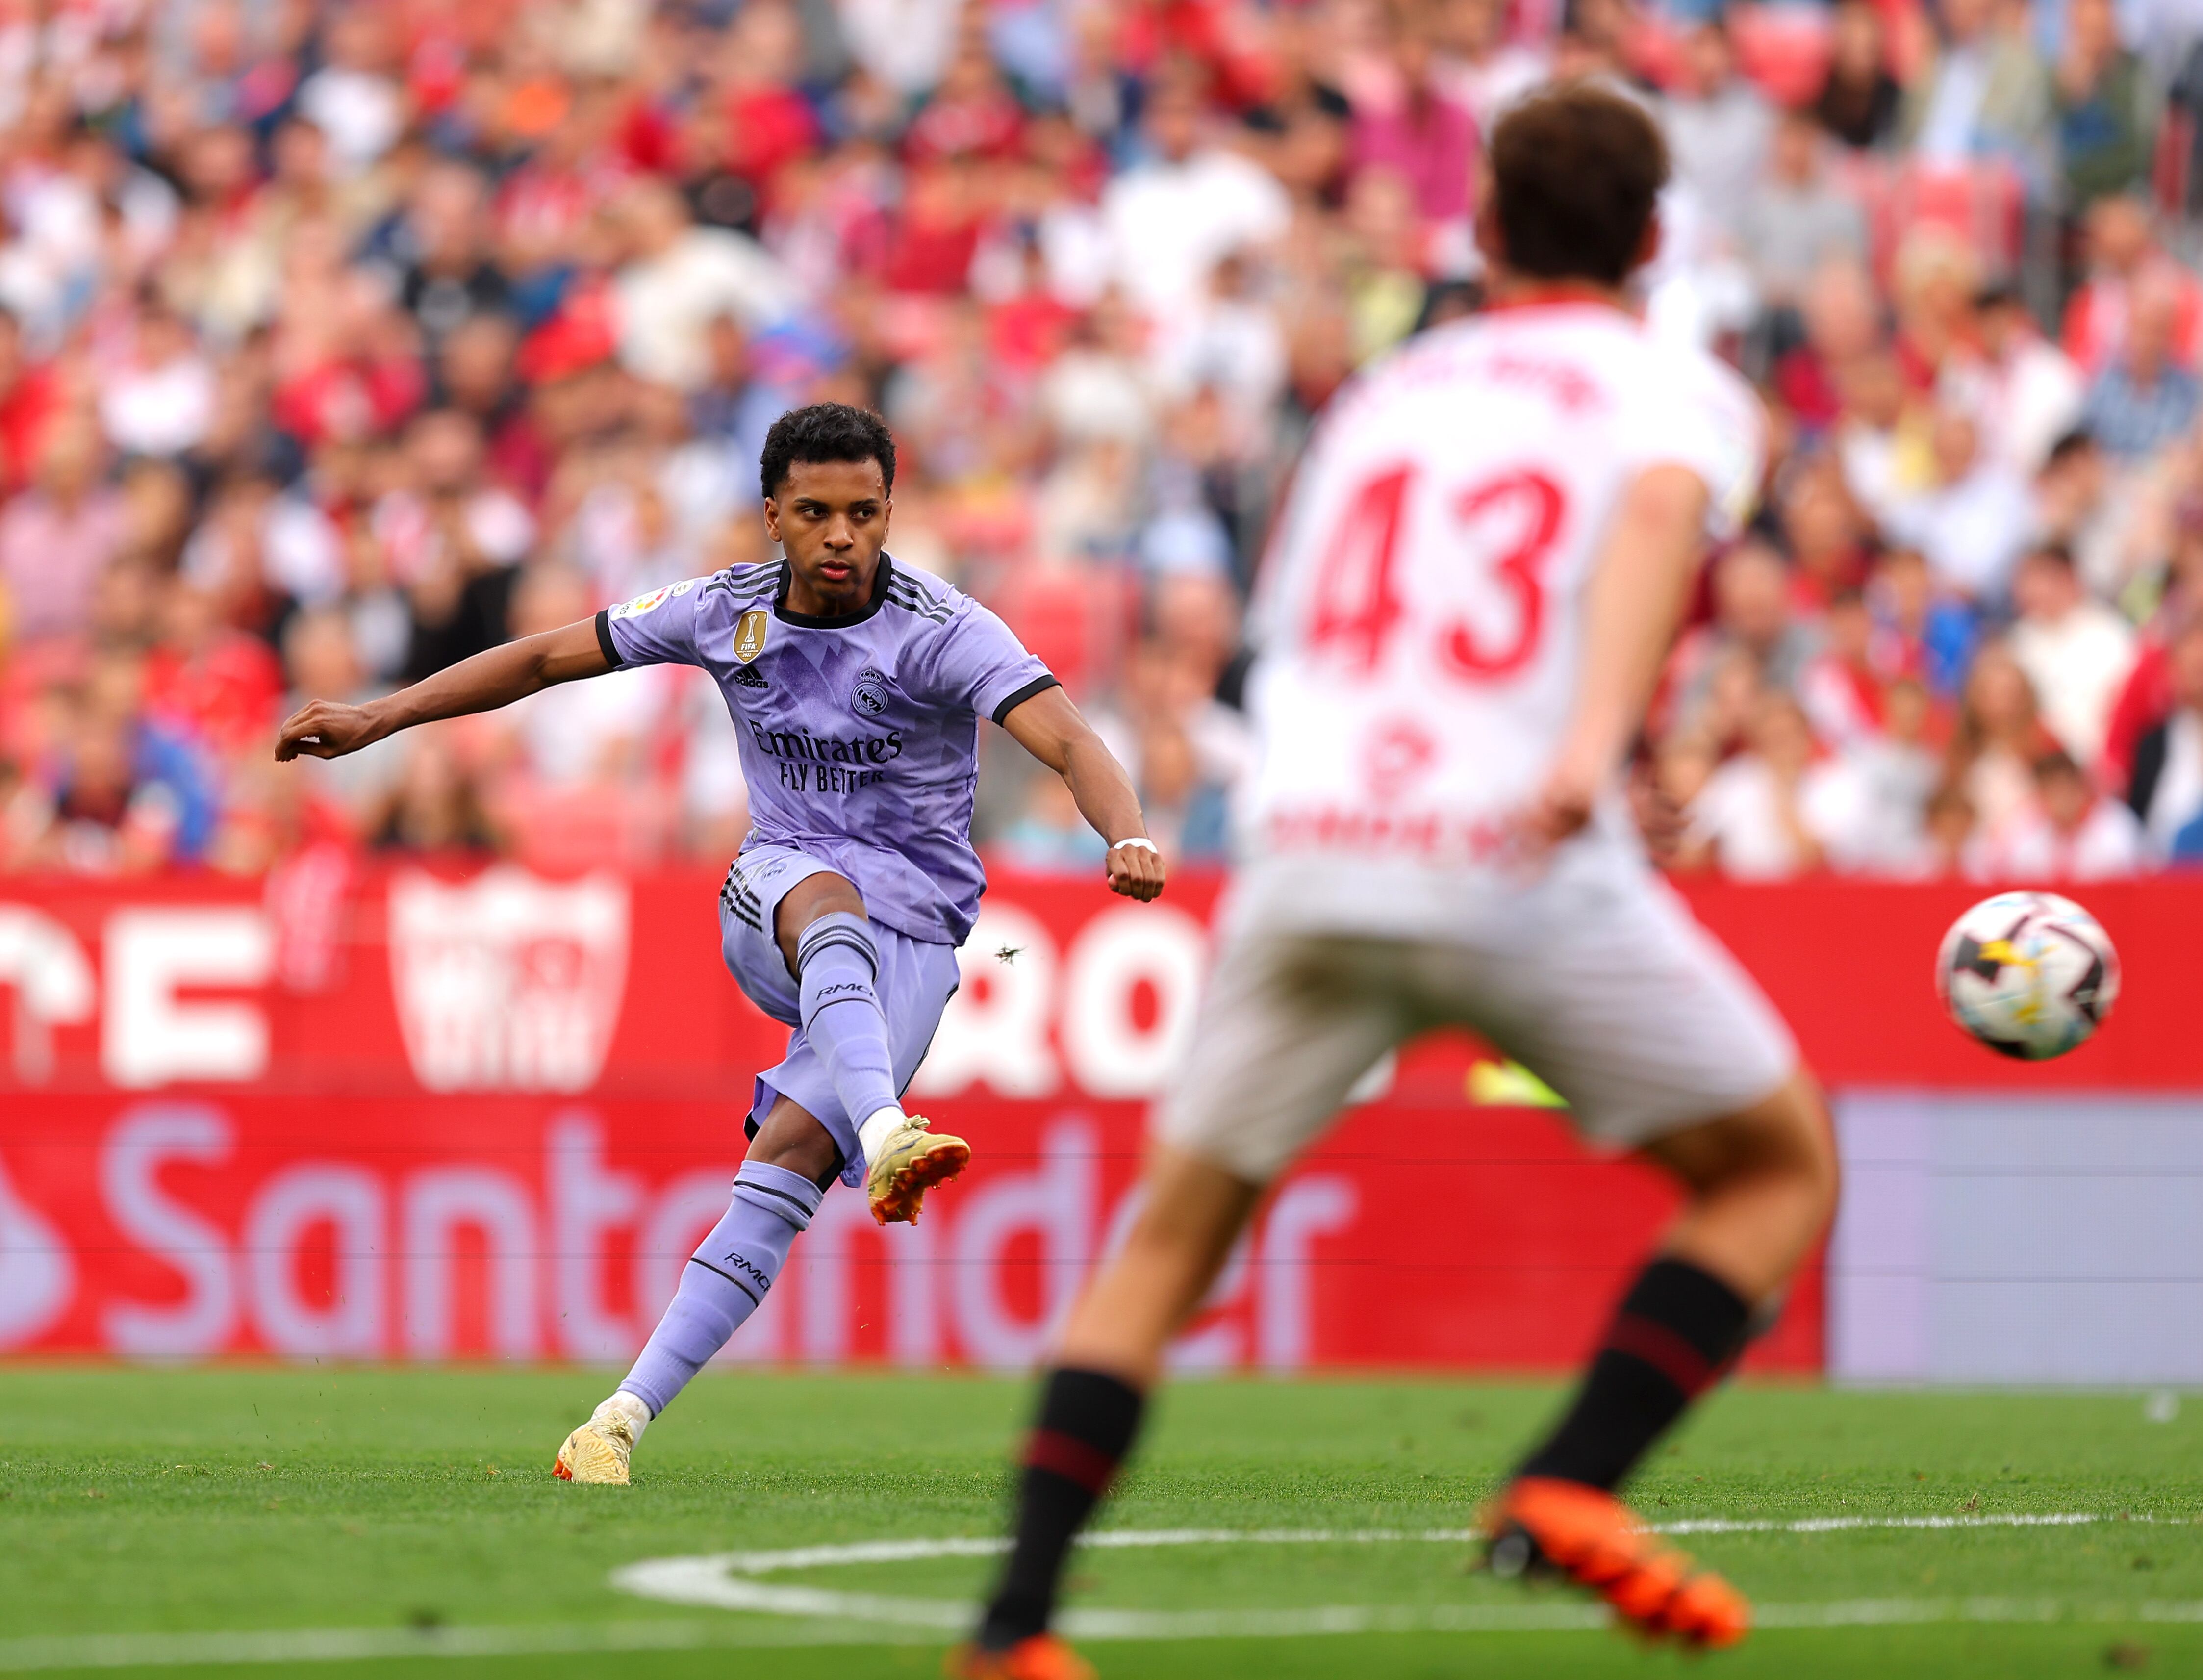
[276,404,1165,1484]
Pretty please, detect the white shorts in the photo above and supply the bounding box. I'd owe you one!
[1157,845,1798,1183]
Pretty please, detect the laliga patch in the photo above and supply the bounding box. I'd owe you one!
[733,609,770,664]
[608,585,691,625]
[610,578,694,621]
[850,667,892,719]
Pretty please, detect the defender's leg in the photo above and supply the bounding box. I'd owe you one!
[555,1098,837,1484]
[958,932,1400,1676]
[1490,1071,1837,1646]
[775,872,968,1223]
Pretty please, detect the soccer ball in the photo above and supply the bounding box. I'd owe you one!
[1936,891,2120,1061]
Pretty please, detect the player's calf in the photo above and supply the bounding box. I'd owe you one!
[554,1159,826,1478]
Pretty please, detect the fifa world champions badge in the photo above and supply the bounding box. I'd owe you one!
[734,609,770,664]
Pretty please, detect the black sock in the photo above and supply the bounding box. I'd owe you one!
[977,1367,1146,1650]
[1517,1257,1751,1492]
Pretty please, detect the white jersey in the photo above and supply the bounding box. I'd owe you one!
[1243,300,1763,882]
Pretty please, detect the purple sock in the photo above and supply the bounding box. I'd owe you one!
[618,1161,823,1416]
[795,912,901,1141]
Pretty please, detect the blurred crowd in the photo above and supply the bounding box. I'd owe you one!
[2,0,2203,883]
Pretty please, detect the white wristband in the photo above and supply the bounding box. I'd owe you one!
[1111,837,1159,855]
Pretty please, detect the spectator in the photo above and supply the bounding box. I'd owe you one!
[1813,0,1903,151]
[2032,428,2128,601]
[1843,675,1946,873]
[1101,72,1291,332]
[1738,111,1870,320]
[368,725,497,853]
[1663,20,1775,245]
[1867,546,1978,699]
[297,5,406,172]
[612,179,797,392]
[2080,268,2203,462]
[1431,0,1550,136]
[1988,747,2149,878]
[1944,284,2083,478]
[280,605,395,824]
[1667,541,1821,731]
[1683,692,1862,880]
[1885,407,2035,598]
[2062,196,2203,377]
[2128,613,2203,852]
[1347,10,1477,237]
[390,161,513,356]
[1921,780,1985,878]
[1950,639,2058,842]
[0,417,124,643]
[1899,0,2054,189]
[17,653,218,871]
[1000,771,1110,874]
[99,294,218,459]
[2052,0,2156,210]
[2008,542,2135,765]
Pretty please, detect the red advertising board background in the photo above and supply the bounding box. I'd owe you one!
[1,865,2198,1374]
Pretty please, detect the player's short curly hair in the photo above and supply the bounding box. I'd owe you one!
[759,403,898,500]
[1488,86,1670,289]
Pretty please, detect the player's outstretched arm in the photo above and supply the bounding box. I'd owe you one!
[1528,464,1710,845]
[999,685,1165,902]
[274,618,613,762]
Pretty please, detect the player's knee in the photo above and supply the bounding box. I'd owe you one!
[1757,1072,1839,1233]
[775,873,868,972]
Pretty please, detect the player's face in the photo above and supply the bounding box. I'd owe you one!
[766,458,892,616]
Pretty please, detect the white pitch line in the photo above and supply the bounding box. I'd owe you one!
[1652,1511,2150,1536]
[10,1597,2203,1671]
[0,1620,939,1674]
[611,1514,2195,1637]
[4,1516,2190,1672]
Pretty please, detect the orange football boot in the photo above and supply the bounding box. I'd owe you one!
[1485,1476,1750,1649]
[943,1634,1096,1680]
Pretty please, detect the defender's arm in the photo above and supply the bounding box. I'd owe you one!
[275,617,612,762]
[1528,463,1711,845]
[1000,685,1166,902]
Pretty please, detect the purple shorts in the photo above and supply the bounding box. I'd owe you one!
[717,845,963,1187]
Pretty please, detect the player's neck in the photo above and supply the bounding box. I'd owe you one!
[1481,274,1634,316]
[781,553,887,621]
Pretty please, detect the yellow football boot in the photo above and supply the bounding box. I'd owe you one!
[553,1395,648,1484]
[864,1112,970,1225]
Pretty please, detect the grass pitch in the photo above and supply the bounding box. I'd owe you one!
[2,1368,2200,1678]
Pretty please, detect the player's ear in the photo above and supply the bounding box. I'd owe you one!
[1472,195,1505,275]
[761,496,782,543]
[1632,211,1663,279]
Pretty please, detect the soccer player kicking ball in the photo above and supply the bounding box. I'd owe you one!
[276,403,1165,1485]
[953,88,1837,1679]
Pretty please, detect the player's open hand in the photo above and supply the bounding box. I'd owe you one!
[1105,839,1166,902]
[275,699,382,762]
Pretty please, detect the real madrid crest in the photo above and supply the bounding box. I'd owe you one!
[733,609,770,664]
[851,667,890,718]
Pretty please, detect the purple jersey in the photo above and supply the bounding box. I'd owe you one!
[597,556,1056,945]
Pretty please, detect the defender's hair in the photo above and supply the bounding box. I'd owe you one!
[1488,87,1670,289]
[760,403,897,500]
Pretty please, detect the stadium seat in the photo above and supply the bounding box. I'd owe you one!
[1729,5,1834,107]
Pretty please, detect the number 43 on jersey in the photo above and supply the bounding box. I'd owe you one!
[1307,464,1568,682]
